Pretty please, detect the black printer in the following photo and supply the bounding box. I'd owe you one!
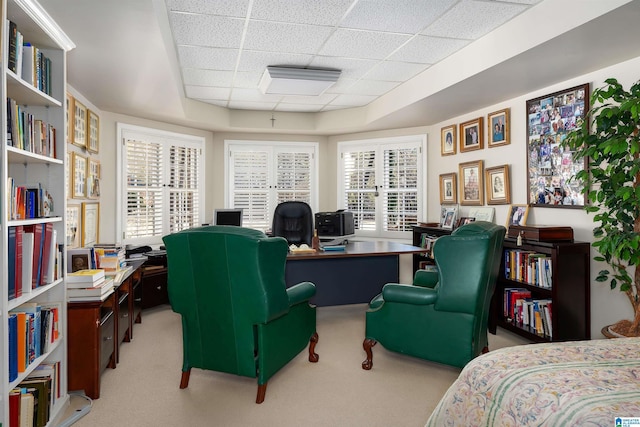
[315,210,355,238]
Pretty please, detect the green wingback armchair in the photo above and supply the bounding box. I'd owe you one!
[162,225,319,404]
[362,221,505,370]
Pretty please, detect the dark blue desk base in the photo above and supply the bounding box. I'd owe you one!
[285,255,398,306]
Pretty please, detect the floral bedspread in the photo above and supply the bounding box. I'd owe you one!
[425,337,640,426]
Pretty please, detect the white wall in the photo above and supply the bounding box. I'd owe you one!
[77,54,640,340]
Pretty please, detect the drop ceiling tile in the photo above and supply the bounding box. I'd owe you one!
[195,99,229,107]
[244,21,334,54]
[319,29,412,60]
[251,0,354,26]
[228,101,278,110]
[165,0,249,16]
[185,85,231,100]
[279,93,338,105]
[323,77,358,94]
[364,61,430,82]
[309,56,380,80]
[182,69,235,86]
[169,12,245,48]
[343,79,400,96]
[277,103,325,112]
[422,1,528,40]
[389,35,469,63]
[237,51,313,72]
[231,88,284,103]
[331,93,378,106]
[232,71,263,88]
[177,46,239,70]
[340,0,456,34]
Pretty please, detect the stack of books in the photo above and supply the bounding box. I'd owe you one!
[66,269,114,302]
[94,244,126,272]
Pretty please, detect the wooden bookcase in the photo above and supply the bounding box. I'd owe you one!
[489,237,591,342]
[411,225,452,274]
[0,2,74,425]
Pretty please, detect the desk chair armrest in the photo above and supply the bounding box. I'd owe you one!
[382,283,437,306]
[413,270,439,288]
[286,281,316,306]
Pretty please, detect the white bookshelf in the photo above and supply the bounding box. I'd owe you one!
[1,0,74,425]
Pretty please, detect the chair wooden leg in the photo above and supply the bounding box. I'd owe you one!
[180,369,191,389]
[256,383,267,404]
[362,338,377,370]
[309,332,319,362]
[482,346,489,354]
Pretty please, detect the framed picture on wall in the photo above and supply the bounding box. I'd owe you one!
[441,125,456,156]
[72,152,87,198]
[66,204,81,249]
[82,202,100,247]
[485,164,511,205]
[526,83,589,207]
[73,99,87,148]
[66,92,74,145]
[439,173,457,204]
[459,160,484,205]
[488,108,510,147]
[459,117,483,153]
[88,158,101,199]
[87,109,99,153]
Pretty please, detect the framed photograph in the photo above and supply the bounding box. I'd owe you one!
[82,202,100,247]
[67,248,93,273]
[441,125,456,156]
[88,158,101,199]
[72,153,87,198]
[87,110,99,153]
[439,204,458,227]
[456,216,476,228]
[65,150,71,199]
[66,204,81,249]
[459,160,484,205]
[488,108,510,147]
[66,92,74,145]
[459,117,484,153]
[526,83,589,207]
[441,207,458,230]
[507,204,529,228]
[439,173,457,204]
[485,164,511,205]
[468,207,495,222]
[73,100,87,148]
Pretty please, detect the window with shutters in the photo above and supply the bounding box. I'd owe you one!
[338,135,425,239]
[225,140,318,232]
[117,124,205,245]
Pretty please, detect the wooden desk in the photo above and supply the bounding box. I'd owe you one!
[285,241,426,306]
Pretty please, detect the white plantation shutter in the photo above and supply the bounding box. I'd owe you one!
[339,136,424,238]
[120,124,204,245]
[226,141,317,232]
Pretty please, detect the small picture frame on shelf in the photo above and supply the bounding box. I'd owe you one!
[72,152,87,198]
[487,108,510,147]
[459,117,484,153]
[66,204,81,249]
[441,207,458,230]
[506,204,529,228]
[456,217,476,228]
[459,160,484,205]
[87,110,99,153]
[81,202,100,247]
[468,206,495,222]
[441,125,456,156]
[439,172,457,204]
[485,164,511,205]
[73,100,87,148]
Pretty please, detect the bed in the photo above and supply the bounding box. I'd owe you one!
[425,337,640,426]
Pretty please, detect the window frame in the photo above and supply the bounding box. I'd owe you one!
[116,123,206,246]
[337,135,426,240]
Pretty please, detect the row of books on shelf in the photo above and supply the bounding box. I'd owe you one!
[8,302,61,382]
[7,98,58,158]
[67,244,127,274]
[503,288,553,338]
[419,233,440,259]
[6,180,53,221]
[9,361,61,427]
[8,20,53,95]
[8,224,63,301]
[504,249,553,288]
[66,269,115,302]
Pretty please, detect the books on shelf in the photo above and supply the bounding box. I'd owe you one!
[93,244,126,271]
[67,277,115,301]
[66,268,105,285]
[502,288,553,338]
[503,249,552,288]
[7,20,53,95]
[6,180,56,221]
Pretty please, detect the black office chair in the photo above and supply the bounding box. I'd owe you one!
[272,201,313,246]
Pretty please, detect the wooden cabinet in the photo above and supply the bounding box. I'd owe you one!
[68,293,116,399]
[489,238,591,342]
[141,265,169,309]
[411,225,452,273]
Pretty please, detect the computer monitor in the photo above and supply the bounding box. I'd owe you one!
[214,209,243,226]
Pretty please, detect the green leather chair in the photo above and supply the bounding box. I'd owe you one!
[162,225,319,404]
[362,221,506,370]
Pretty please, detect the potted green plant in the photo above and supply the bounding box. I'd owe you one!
[563,78,640,336]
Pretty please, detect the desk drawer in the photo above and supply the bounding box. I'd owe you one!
[100,310,115,372]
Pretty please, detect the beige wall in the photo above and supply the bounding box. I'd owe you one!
[76,53,640,339]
